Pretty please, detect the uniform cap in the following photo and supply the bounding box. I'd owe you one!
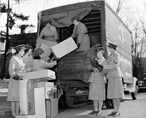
[14,44,25,52]
[43,19,51,25]
[33,48,44,56]
[107,43,117,50]
[71,16,80,22]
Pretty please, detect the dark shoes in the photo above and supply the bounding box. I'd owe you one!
[108,111,120,117]
[89,110,102,116]
[113,112,120,117]
[89,110,98,115]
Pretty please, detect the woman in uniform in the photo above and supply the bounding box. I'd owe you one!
[104,43,124,117]
[22,44,33,72]
[71,17,90,51]
[32,48,57,71]
[36,20,58,48]
[88,47,106,116]
[7,44,26,118]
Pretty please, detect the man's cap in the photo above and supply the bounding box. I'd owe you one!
[33,48,44,56]
[107,43,117,50]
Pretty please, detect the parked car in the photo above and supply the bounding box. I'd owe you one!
[138,78,146,92]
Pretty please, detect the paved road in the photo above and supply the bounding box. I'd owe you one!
[58,93,146,118]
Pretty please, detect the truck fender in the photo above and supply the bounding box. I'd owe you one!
[127,77,138,93]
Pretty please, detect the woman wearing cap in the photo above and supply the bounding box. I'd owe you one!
[88,47,106,116]
[22,44,33,72]
[104,43,124,117]
[7,44,26,118]
[36,20,58,48]
[71,17,90,51]
[32,48,57,71]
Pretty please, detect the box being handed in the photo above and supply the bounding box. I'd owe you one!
[19,79,35,115]
[22,69,56,82]
[51,37,77,59]
[40,41,57,61]
[35,82,54,99]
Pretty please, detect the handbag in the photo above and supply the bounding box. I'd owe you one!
[12,74,22,80]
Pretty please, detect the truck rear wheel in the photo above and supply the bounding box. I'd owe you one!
[66,96,75,107]
[104,99,113,109]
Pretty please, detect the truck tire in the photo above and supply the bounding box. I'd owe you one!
[104,99,113,109]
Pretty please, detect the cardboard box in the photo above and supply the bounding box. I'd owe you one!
[22,69,56,82]
[35,82,54,99]
[51,37,77,59]
[40,42,57,61]
[46,99,58,118]
[19,80,35,115]
[16,115,36,118]
[34,87,46,118]
[36,38,57,49]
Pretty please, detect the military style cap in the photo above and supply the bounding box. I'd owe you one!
[71,16,80,22]
[43,19,51,25]
[107,43,117,50]
[33,48,44,56]
[14,44,25,52]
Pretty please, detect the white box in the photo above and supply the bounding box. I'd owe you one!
[16,115,36,118]
[34,87,46,118]
[35,82,54,99]
[36,38,57,49]
[46,99,58,118]
[22,69,56,82]
[51,37,77,59]
[40,41,57,61]
[19,80,35,115]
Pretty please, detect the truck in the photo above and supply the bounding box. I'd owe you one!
[37,0,137,108]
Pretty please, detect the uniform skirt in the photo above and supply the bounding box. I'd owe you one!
[107,77,124,99]
[7,78,20,102]
[89,83,105,100]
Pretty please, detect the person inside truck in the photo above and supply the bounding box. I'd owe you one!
[71,16,90,51]
[22,44,33,72]
[88,47,106,116]
[7,44,26,118]
[32,48,57,71]
[104,43,124,117]
[36,19,58,48]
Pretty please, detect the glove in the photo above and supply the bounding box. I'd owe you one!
[12,74,22,80]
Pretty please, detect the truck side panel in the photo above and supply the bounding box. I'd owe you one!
[105,5,133,83]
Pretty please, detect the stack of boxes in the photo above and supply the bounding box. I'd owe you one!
[16,37,77,118]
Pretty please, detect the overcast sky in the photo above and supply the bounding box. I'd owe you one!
[0,0,145,34]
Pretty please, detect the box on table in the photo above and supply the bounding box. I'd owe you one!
[16,115,36,118]
[51,37,77,59]
[19,79,35,115]
[46,99,58,118]
[34,87,46,118]
[35,82,54,99]
[22,69,56,82]
[40,41,57,61]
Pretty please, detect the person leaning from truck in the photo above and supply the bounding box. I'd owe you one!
[36,19,58,48]
[32,48,57,71]
[104,43,124,117]
[71,16,90,51]
[88,47,106,116]
[7,44,26,118]
[22,44,33,72]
